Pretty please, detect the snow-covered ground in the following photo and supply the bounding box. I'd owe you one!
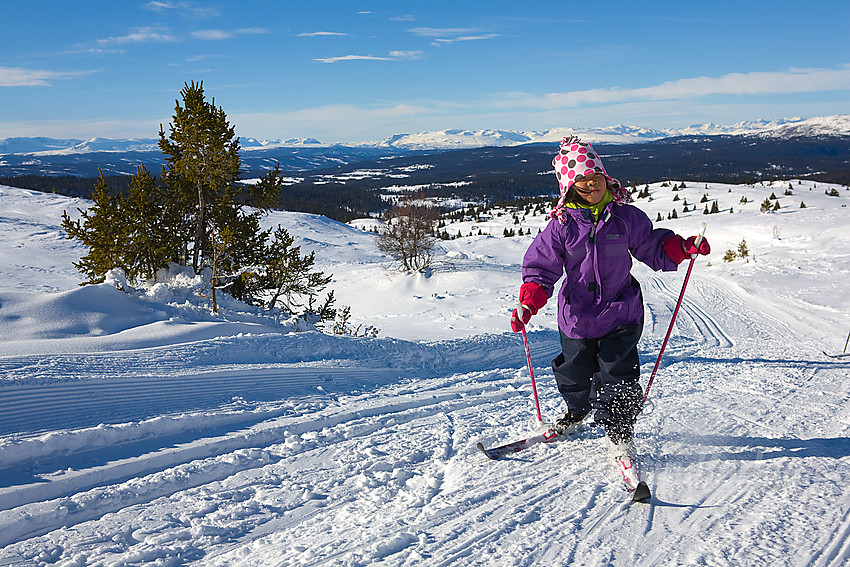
[0,177,849,566]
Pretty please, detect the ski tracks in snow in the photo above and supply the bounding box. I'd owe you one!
[2,272,850,565]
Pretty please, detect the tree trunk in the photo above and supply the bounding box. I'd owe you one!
[192,178,205,272]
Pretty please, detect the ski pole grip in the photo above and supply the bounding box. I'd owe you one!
[694,222,707,247]
[515,299,527,320]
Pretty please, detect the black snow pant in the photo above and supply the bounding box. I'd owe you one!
[552,324,644,437]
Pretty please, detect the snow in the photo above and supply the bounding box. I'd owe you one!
[1,176,849,566]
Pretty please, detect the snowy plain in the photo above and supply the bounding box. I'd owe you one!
[0,175,849,566]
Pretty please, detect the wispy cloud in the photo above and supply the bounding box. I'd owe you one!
[432,34,500,45]
[191,28,268,41]
[408,27,499,46]
[315,51,423,63]
[97,26,178,46]
[408,27,479,37]
[298,31,349,37]
[143,1,219,19]
[495,66,850,109]
[94,25,267,46]
[389,51,423,60]
[315,55,393,63]
[0,66,95,87]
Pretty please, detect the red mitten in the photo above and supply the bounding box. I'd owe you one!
[511,282,548,332]
[684,235,710,256]
[662,235,689,264]
[663,234,711,264]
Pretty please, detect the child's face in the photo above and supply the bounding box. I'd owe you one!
[572,173,608,205]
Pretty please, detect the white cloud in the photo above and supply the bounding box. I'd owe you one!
[494,66,850,110]
[0,66,94,87]
[315,51,422,63]
[315,55,395,63]
[298,32,349,37]
[408,27,480,37]
[408,27,500,45]
[97,26,178,46]
[432,34,500,45]
[143,1,219,19]
[191,28,267,41]
[389,51,423,60]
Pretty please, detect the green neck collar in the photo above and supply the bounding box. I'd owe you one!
[563,190,614,220]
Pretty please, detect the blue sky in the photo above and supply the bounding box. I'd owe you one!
[1,1,848,143]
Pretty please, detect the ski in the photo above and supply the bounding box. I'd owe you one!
[478,426,651,503]
[476,426,562,460]
[822,351,850,359]
[614,454,652,503]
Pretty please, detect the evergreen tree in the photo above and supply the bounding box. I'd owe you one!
[61,172,127,284]
[61,81,336,322]
[155,81,278,306]
[255,225,333,315]
[122,165,187,280]
[157,81,275,274]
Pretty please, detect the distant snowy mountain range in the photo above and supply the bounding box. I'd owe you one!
[2,115,848,156]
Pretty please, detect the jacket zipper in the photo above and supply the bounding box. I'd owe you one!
[589,218,601,303]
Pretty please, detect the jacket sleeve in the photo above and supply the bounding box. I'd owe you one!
[521,219,566,296]
[625,206,678,272]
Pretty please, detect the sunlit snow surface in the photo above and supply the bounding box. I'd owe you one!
[0,180,849,566]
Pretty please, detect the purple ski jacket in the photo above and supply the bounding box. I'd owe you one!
[522,202,678,339]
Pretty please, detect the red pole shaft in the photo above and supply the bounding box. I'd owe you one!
[516,300,544,423]
[642,256,696,403]
[643,223,706,404]
[521,325,544,423]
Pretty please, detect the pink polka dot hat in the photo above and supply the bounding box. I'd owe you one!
[551,136,630,221]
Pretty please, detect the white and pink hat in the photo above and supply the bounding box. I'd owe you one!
[551,136,630,220]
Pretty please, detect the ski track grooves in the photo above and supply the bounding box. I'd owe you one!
[3,261,849,564]
[644,275,734,351]
[0,371,533,549]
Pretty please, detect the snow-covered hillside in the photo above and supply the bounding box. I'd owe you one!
[0,178,849,566]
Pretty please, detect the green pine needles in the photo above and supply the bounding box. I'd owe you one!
[62,81,334,321]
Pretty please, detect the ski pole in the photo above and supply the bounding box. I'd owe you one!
[643,222,707,404]
[517,301,544,424]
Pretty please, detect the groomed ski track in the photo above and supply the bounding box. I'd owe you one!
[1,271,849,566]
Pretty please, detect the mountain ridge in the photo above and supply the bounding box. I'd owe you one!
[2,115,847,156]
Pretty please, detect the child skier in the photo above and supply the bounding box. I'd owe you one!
[510,136,709,455]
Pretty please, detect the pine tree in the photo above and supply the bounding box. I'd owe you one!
[256,226,333,315]
[61,171,128,284]
[121,165,184,281]
[156,81,278,305]
[158,81,247,272]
